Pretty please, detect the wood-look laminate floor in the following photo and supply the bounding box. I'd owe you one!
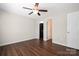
[0,39,79,56]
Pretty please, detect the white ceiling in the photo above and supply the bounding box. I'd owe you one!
[0,3,79,19]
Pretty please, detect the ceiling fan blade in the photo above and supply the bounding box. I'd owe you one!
[28,12,33,15]
[35,3,39,7]
[39,10,48,12]
[37,13,41,16]
[23,7,32,10]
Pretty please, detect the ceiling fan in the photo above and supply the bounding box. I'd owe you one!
[23,3,48,16]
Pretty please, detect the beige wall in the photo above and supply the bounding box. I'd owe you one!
[0,10,36,46]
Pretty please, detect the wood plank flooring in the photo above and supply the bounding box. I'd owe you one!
[0,39,79,56]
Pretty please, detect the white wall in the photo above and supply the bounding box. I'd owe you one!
[0,10,36,46]
[34,19,40,39]
[52,14,67,46]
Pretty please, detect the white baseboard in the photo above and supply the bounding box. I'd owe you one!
[53,41,79,50]
[0,38,35,47]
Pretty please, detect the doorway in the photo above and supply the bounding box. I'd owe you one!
[39,23,44,41]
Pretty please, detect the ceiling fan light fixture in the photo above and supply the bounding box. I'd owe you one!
[33,10,39,14]
[23,3,48,16]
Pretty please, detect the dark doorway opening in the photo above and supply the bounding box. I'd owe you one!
[39,23,43,41]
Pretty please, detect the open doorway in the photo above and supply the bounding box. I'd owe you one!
[39,22,44,41]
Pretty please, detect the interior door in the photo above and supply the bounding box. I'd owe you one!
[67,12,79,49]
